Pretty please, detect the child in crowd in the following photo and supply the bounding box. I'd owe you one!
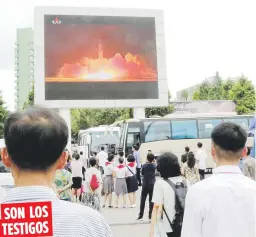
[71,153,83,202]
[113,157,128,208]
[82,157,102,211]
[103,154,115,208]
[183,151,200,187]
[137,153,156,220]
[126,154,138,208]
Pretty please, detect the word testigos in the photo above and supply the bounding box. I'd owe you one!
[1,204,51,236]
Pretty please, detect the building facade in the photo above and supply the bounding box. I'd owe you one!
[14,28,34,111]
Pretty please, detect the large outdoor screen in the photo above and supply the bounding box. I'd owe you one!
[44,15,159,100]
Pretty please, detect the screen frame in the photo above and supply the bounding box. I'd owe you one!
[34,7,168,108]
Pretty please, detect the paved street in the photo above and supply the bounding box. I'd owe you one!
[101,187,150,237]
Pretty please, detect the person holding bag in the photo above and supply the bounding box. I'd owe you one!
[150,152,186,237]
[82,157,102,211]
[126,154,139,208]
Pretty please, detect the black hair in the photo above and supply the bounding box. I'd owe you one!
[132,145,139,151]
[247,147,251,156]
[67,155,71,162]
[101,146,104,151]
[197,142,203,148]
[74,153,80,160]
[89,157,97,167]
[108,154,114,162]
[119,157,124,164]
[93,152,97,156]
[4,106,68,170]
[127,154,135,162]
[187,152,196,169]
[147,153,155,163]
[211,122,247,158]
[157,152,181,179]
[119,151,124,157]
[80,151,83,155]
[148,150,152,152]
[185,146,190,152]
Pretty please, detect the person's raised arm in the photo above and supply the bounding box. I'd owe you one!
[181,187,203,237]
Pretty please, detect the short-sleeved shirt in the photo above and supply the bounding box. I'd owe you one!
[96,151,108,167]
[141,162,156,187]
[126,162,136,177]
[196,148,207,170]
[2,186,112,237]
[104,162,114,176]
[114,165,128,178]
[71,159,83,178]
[152,176,183,233]
[54,169,72,200]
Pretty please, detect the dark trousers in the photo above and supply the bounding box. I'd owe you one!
[139,185,154,218]
[199,169,205,180]
[136,168,142,186]
[167,228,181,237]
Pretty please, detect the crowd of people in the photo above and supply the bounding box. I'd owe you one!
[0,106,255,237]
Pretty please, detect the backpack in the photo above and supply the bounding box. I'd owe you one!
[163,179,187,232]
[90,173,99,191]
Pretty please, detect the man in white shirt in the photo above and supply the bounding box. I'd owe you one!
[195,142,207,179]
[181,122,256,237]
[96,147,108,175]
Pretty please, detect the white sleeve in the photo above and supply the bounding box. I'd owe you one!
[152,181,164,205]
[181,187,203,237]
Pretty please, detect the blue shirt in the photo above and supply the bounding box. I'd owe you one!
[133,150,141,168]
[141,162,156,187]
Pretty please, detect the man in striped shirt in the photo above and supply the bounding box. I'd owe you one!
[1,106,112,237]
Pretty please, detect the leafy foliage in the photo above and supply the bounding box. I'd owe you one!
[0,92,9,138]
[192,74,255,115]
[23,83,34,110]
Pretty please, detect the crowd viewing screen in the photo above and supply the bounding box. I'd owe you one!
[34,7,168,108]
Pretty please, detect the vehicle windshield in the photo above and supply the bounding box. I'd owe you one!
[90,131,119,153]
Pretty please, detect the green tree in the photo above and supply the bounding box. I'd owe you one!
[23,83,34,109]
[0,92,9,138]
[197,80,211,100]
[208,72,222,100]
[222,79,235,99]
[229,76,255,114]
[145,91,174,117]
[180,89,189,101]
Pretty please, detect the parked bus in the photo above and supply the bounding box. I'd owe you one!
[76,126,120,159]
[113,113,254,173]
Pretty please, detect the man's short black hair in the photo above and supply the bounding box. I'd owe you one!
[107,154,114,162]
[80,151,83,155]
[101,146,104,151]
[157,152,181,179]
[4,106,68,170]
[197,142,203,148]
[119,157,124,164]
[185,146,190,152]
[147,153,155,163]
[132,145,139,151]
[74,153,80,160]
[89,157,97,167]
[127,154,135,162]
[211,122,247,158]
[119,151,124,157]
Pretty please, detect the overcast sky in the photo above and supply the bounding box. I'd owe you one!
[0,0,255,111]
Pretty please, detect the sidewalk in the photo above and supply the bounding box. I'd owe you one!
[101,187,151,237]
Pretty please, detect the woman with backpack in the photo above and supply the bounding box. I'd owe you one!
[81,157,102,211]
[150,152,186,237]
[182,152,200,187]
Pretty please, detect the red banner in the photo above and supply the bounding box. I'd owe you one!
[0,201,53,236]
